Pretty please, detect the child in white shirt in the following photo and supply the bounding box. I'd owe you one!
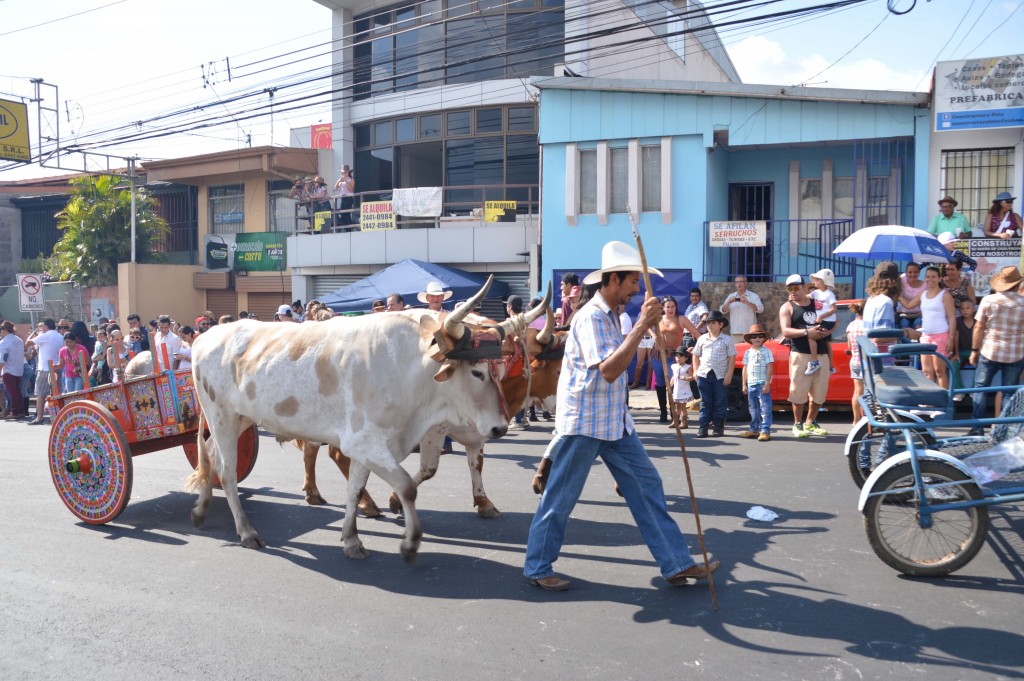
[669,347,694,428]
[806,268,837,375]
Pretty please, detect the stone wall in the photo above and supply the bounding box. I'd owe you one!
[695,282,853,337]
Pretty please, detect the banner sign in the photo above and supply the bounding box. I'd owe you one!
[311,123,333,149]
[934,54,1024,132]
[708,220,767,247]
[485,201,517,223]
[17,273,44,312]
[392,187,442,217]
[313,211,332,232]
[359,201,396,231]
[203,232,287,272]
[0,98,31,163]
[951,237,1022,295]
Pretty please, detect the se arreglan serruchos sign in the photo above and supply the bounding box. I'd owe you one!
[709,221,767,247]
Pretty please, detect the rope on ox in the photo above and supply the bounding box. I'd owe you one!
[627,208,718,610]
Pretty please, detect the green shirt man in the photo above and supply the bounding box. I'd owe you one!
[927,196,971,238]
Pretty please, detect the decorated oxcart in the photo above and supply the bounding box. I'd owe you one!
[47,347,258,524]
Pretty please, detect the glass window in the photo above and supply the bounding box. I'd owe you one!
[395,117,415,142]
[610,147,628,214]
[445,139,476,187]
[507,11,563,78]
[420,114,442,138]
[541,0,564,6]
[355,148,394,193]
[373,10,391,34]
[419,0,442,22]
[395,5,416,28]
[355,124,371,149]
[833,177,854,219]
[447,17,506,83]
[375,120,393,146]
[506,135,538,186]
[269,180,299,234]
[508,107,535,131]
[508,0,537,8]
[447,111,471,135]
[579,149,596,214]
[641,146,661,212]
[480,0,505,9]
[446,0,474,17]
[867,177,889,227]
[477,108,503,133]
[209,184,245,235]
[800,179,822,219]
[353,42,372,99]
[371,36,394,94]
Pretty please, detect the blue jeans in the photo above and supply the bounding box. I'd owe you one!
[696,371,727,427]
[64,376,84,393]
[972,356,1024,421]
[524,431,696,580]
[747,383,773,434]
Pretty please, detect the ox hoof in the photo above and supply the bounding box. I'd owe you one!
[191,510,206,528]
[400,542,419,565]
[388,494,405,516]
[344,544,370,560]
[476,504,503,519]
[359,500,382,518]
[304,492,328,506]
[241,533,266,549]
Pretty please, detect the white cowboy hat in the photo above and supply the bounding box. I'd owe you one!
[417,281,453,303]
[582,241,663,286]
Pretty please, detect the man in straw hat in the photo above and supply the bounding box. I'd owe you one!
[927,195,971,238]
[417,281,452,312]
[968,265,1024,435]
[523,241,720,592]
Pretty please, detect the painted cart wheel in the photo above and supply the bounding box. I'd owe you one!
[182,425,260,486]
[49,401,133,525]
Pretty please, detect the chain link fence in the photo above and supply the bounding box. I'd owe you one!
[0,281,85,327]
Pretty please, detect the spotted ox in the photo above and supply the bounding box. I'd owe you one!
[184,277,508,562]
[300,305,566,518]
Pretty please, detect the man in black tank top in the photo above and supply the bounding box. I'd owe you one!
[779,274,832,438]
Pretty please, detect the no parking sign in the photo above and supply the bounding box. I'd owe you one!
[17,273,44,312]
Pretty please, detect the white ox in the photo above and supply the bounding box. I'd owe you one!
[185,277,509,562]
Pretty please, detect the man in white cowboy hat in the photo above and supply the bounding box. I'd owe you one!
[523,241,720,592]
[968,266,1024,435]
[417,281,452,312]
[927,195,971,238]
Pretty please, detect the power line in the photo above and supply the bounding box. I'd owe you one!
[0,0,130,38]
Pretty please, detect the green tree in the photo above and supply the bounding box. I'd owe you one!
[51,174,169,286]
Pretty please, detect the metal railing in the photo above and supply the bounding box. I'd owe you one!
[290,183,539,234]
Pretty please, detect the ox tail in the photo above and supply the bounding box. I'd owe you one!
[184,412,214,492]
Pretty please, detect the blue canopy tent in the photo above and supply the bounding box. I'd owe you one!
[315,259,510,313]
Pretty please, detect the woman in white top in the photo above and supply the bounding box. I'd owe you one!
[106,328,131,383]
[175,326,195,371]
[905,265,956,389]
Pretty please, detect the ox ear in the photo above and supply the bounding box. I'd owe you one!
[433,360,457,383]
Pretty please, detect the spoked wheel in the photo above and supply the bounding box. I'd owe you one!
[182,425,260,485]
[49,401,133,524]
[845,416,936,488]
[862,459,988,577]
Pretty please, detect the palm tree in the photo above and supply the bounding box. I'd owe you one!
[51,174,169,286]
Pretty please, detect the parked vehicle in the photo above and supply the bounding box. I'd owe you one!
[727,300,858,421]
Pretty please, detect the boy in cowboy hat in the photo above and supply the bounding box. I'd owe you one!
[968,266,1024,435]
[523,241,720,592]
[691,309,735,437]
[927,195,971,238]
[418,281,452,312]
[740,324,774,441]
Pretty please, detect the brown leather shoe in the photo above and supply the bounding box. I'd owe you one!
[666,560,721,586]
[531,457,553,495]
[529,575,571,591]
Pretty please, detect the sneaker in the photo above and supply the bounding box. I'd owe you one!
[712,423,725,437]
[739,430,758,439]
[508,420,526,431]
[804,421,828,436]
[804,360,821,376]
[792,423,809,438]
[830,367,837,375]
[696,427,709,438]
[758,433,771,442]
[967,427,985,437]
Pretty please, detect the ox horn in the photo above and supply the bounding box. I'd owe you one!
[496,283,552,340]
[444,275,494,340]
[536,304,555,346]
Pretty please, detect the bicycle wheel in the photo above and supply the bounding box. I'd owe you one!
[863,459,988,577]
[845,417,936,488]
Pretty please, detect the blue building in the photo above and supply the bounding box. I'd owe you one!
[536,77,931,305]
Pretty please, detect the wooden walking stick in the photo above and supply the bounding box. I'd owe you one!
[627,208,718,609]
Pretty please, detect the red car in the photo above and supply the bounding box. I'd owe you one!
[727,300,859,420]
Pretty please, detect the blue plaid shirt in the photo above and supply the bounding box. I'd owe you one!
[555,291,634,441]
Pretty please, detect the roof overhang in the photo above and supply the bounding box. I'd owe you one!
[142,146,319,185]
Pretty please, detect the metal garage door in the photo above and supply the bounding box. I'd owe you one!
[246,292,290,322]
[205,290,238,321]
[313,275,363,299]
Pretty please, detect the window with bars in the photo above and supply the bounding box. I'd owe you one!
[641,146,661,212]
[610,147,628,213]
[579,149,597,214]
[940,148,1015,231]
[209,185,245,235]
[866,176,890,227]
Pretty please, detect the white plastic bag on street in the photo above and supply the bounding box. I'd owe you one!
[963,437,1024,485]
[746,505,779,522]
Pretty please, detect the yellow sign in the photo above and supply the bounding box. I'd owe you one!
[359,201,395,231]
[313,210,332,232]
[0,98,30,163]
[485,200,517,223]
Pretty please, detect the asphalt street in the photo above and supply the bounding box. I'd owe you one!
[2,397,1022,681]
